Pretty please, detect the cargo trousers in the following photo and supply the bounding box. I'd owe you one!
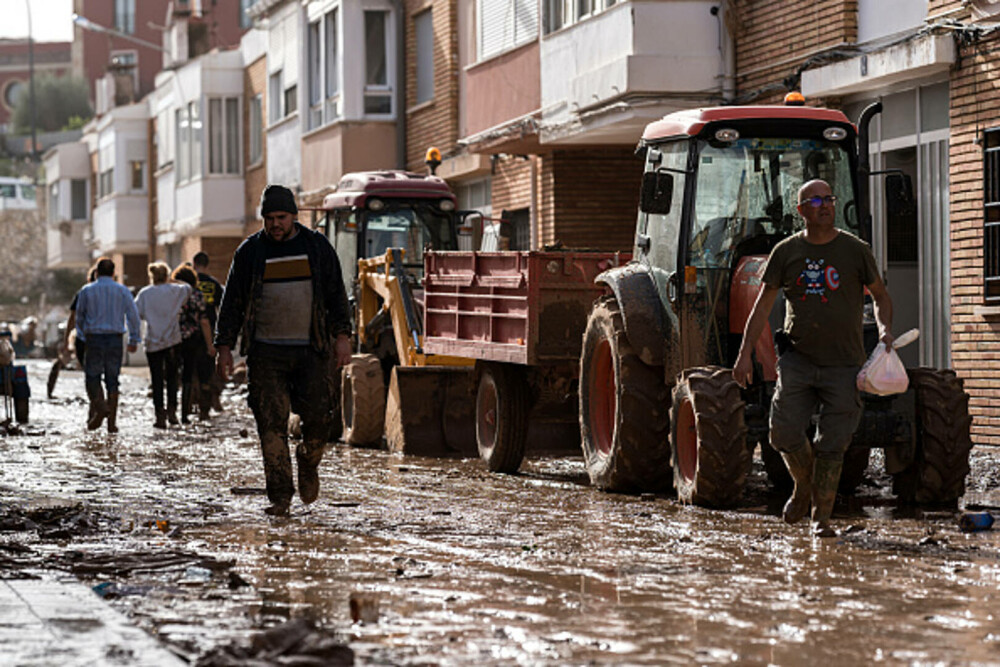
[769,349,863,460]
[247,343,334,505]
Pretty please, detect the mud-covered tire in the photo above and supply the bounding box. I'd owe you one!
[670,366,750,507]
[838,447,870,495]
[760,439,792,493]
[14,397,28,424]
[892,368,973,504]
[476,363,529,473]
[341,354,386,446]
[579,296,672,492]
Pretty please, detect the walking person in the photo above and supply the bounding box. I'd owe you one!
[74,257,141,433]
[172,265,216,424]
[733,179,894,538]
[193,252,225,416]
[215,184,352,516]
[48,265,97,399]
[135,262,190,429]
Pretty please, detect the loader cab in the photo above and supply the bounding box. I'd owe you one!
[322,171,463,288]
[636,105,862,374]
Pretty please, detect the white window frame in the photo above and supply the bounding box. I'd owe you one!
[477,0,538,61]
[248,94,263,165]
[130,160,146,192]
[325,9,340,122]
[208,96,241,175]
[269,70,284,123]
[415,9,434,105]
[114,0,136,34]
[363,9,394,117]
[70,179,88,220]
[176,100,202,183]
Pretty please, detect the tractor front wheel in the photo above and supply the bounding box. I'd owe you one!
[578,296,671,492]
[341,354,386,446]
[670,366,750,507]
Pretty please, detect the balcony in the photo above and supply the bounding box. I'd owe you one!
[43,143,92,269]
[539,0,724,145]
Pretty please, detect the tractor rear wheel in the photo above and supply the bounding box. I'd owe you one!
[670,366,750,507]
[476,363,529,473]
[579,296,671,492]
[892,368,973,504]
[341,354,386,446]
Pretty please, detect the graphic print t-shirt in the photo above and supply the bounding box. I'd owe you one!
[762,230,880,367]
[254,233,313,345]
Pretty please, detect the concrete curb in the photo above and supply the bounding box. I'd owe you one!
[0,578,185,666]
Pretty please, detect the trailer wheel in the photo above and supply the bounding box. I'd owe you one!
[579,296,672,492]
[341,354,386,446]
[670,366,750,507]
[892,368,972,504]
[476,363,529,473]
[14,397,28,424]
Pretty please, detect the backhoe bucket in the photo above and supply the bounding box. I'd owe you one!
[385,366,477,457]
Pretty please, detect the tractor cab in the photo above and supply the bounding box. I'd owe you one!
[322,170,468,288]
[635,103,865,375]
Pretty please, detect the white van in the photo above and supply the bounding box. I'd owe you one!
[0,177,37,211]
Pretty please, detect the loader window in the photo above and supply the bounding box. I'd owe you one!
[333,210,359,286]
[363,205,457,273]
[690,138,857,268]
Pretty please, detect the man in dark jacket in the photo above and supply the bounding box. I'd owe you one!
[215,184,352,515]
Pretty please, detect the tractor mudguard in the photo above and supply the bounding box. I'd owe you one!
[594,264,668,367]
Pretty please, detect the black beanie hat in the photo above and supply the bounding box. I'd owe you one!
[259,184,298,217]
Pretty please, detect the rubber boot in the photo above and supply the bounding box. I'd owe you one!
[780,443,814,524]
[106,392,119,433]
[296,441,325,505]
[211,375,224,412]
[198,382,212,420]
[261,432,294,515]
[166,405,179,426]
[154,408,167,429]
[180,383,192,424]
[811,455,844,538]
[87,384,108,431]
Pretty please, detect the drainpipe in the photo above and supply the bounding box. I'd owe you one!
[713,3,736,103]
[393,0,406,169]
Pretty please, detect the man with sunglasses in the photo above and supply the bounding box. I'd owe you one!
[733,178,894,538]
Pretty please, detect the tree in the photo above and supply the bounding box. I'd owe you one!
[11,74,92,135]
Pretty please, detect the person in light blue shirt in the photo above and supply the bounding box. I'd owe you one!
[75,257,141,433]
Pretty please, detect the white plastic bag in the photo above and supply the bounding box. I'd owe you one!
[856,328,919,396]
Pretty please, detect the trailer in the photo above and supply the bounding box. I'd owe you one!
[421,249,629,472]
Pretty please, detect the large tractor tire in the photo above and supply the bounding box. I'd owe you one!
[579,296,672,492]
[892,368,973,504]
[476,362,530,473]
[670,366,750,507]
[341,354,386,446]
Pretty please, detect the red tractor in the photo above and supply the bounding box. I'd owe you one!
[579,100,973,506]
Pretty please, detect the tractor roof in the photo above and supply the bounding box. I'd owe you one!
[641,105,853,143]
[322,170,456,210]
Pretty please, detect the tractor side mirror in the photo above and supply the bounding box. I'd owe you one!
[640,171,674,215]
[885,173,915,219]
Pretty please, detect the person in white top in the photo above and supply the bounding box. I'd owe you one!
[135,262,190,429]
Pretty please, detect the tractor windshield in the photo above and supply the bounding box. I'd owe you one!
[688,137,857,268]
[363,205,457,268]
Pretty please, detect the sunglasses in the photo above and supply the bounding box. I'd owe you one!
[799,195,838,208]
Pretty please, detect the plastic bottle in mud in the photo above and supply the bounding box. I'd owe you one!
[959,511,995,532]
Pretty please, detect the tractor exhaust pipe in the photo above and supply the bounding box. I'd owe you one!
[856,101,883,244]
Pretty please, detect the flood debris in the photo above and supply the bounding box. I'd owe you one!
[195,618,354,666]
[959,511,995,532]
[0,499,100,537]
[56,548,234,578]
[349,592,379,624]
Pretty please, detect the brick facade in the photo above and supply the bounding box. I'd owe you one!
[734,0,856,104]
[945,2,1000,444]
[244,55,268,242]
[405,0,460,171]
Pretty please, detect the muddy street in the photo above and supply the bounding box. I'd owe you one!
[3,359,1000,665]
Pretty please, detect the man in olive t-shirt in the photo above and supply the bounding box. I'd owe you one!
[733,179,894,538]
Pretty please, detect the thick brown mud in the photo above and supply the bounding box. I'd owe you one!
[4,360,1000,664]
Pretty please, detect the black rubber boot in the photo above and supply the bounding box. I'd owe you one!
[296,441,325,505]
[780,443,814,524]
[181,383,192,424]
[811,455,844,538]
[86,384,108,431]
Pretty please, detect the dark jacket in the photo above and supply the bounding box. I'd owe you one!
[214,223,351,356]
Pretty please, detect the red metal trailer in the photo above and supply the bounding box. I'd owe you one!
[422,250,629,472]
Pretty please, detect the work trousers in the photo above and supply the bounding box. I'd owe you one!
[247,343,333,504]
[769,349,862,461]
[84,333,124,395]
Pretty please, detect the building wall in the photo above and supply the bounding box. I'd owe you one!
[244,50,268,237]
[734,0,857,104]
[947,3,1000,444]
[463,42,539,140]
[540,148,641,251]
[405,0,460,170]
[301,121,397,195]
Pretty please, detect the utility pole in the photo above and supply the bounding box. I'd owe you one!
[26,0,38,163]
